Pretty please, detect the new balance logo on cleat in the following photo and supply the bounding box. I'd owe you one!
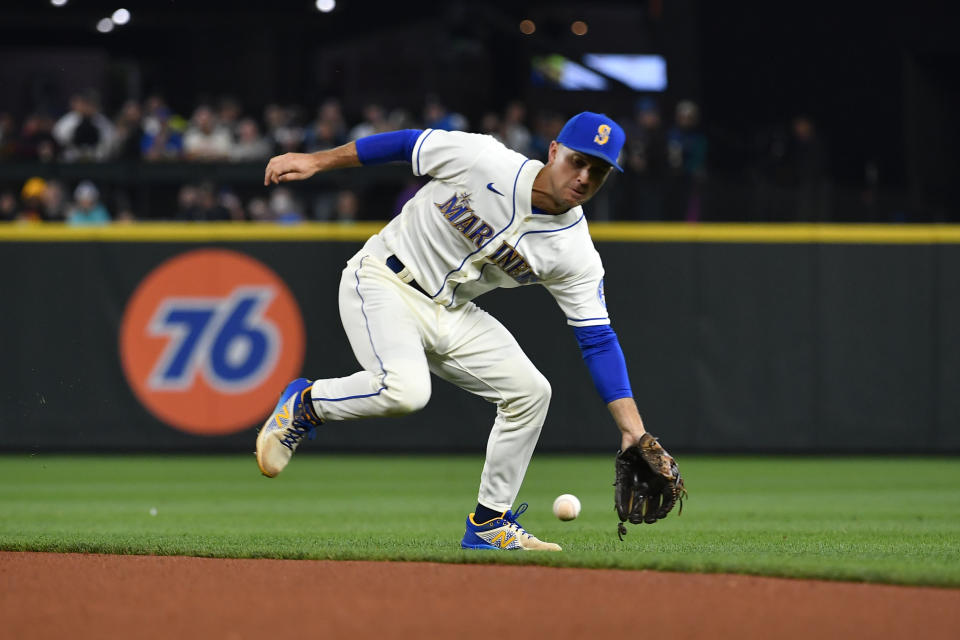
[490,530,517,549]
[256,378,322,477]
[474,527,520,549]
[460,503,561,551]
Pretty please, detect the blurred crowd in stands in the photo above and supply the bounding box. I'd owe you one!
[0,87,860,224]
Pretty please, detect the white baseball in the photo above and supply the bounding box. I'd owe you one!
[552,494,581,521]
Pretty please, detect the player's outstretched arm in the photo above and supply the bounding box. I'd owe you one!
[570,326,686,534]
[608,397,647,451]
[263,141,361,186]
[571,324,645,448]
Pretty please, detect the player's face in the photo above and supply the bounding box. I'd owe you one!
[546,142,613,209]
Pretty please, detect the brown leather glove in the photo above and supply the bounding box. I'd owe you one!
[614,433,686,539]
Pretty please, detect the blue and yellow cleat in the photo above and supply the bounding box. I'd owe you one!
[460,503,562,551]
[256,378,322,478]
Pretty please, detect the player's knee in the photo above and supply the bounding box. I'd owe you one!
[527,371,552,406]
[505,370,551,419]
[381,377,431,416]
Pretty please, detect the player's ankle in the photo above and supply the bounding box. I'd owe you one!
[300,386,322,424]
[474,503,504,524]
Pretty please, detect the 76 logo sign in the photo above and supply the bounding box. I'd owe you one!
[147,286,280,393]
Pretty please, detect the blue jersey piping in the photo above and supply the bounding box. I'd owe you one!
[312,256,387,402]
[436,158,531,306]
[415,129,438,177]
[446,211,591,307]
[514,212,585,251]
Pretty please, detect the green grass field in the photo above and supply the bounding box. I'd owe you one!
[1,454,958,587]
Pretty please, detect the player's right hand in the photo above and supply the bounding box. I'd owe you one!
[264,153,319,186]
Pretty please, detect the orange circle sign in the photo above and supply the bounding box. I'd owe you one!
[119,248,305,436]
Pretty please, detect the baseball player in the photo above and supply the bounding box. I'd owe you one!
[257,112,670,551]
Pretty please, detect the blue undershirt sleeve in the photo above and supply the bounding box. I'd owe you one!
[355,129,423,165]
[573,325,633,404]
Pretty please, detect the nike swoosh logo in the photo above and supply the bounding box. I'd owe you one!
[486,182,504,196]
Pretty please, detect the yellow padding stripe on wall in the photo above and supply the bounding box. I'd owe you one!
[0,221,388,242]
[2,221,960,244]
[586,223,960,244]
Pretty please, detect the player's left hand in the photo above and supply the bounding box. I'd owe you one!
[264,153,320,186]
[614,432,686,539]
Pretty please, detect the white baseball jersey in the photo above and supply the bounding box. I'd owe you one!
[377,129,610,328]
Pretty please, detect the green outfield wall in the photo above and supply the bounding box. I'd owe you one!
[1,222,958,453]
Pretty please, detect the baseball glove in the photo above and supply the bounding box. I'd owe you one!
[614,432,686,540]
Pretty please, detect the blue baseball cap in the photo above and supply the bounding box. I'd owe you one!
[556,111,625,172]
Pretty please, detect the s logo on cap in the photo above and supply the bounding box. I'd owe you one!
[594,124,611,145]
[556,112,625,172]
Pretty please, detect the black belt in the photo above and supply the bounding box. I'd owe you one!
[386,254,429,297]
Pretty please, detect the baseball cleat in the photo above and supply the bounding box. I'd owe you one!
[460,503,561,551]
[256,378,322,478]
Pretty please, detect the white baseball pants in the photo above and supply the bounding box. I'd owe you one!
[308,235,551,511]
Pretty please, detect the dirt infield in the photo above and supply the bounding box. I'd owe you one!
[2,552,957,639]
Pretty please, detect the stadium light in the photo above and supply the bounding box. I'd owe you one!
[112,9,131,25]
[315,0,336,12]
[50,0,69,7]
[96,18,114,33]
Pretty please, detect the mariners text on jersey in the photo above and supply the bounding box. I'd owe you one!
[377,128,608,326]
[435,191,536,284]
